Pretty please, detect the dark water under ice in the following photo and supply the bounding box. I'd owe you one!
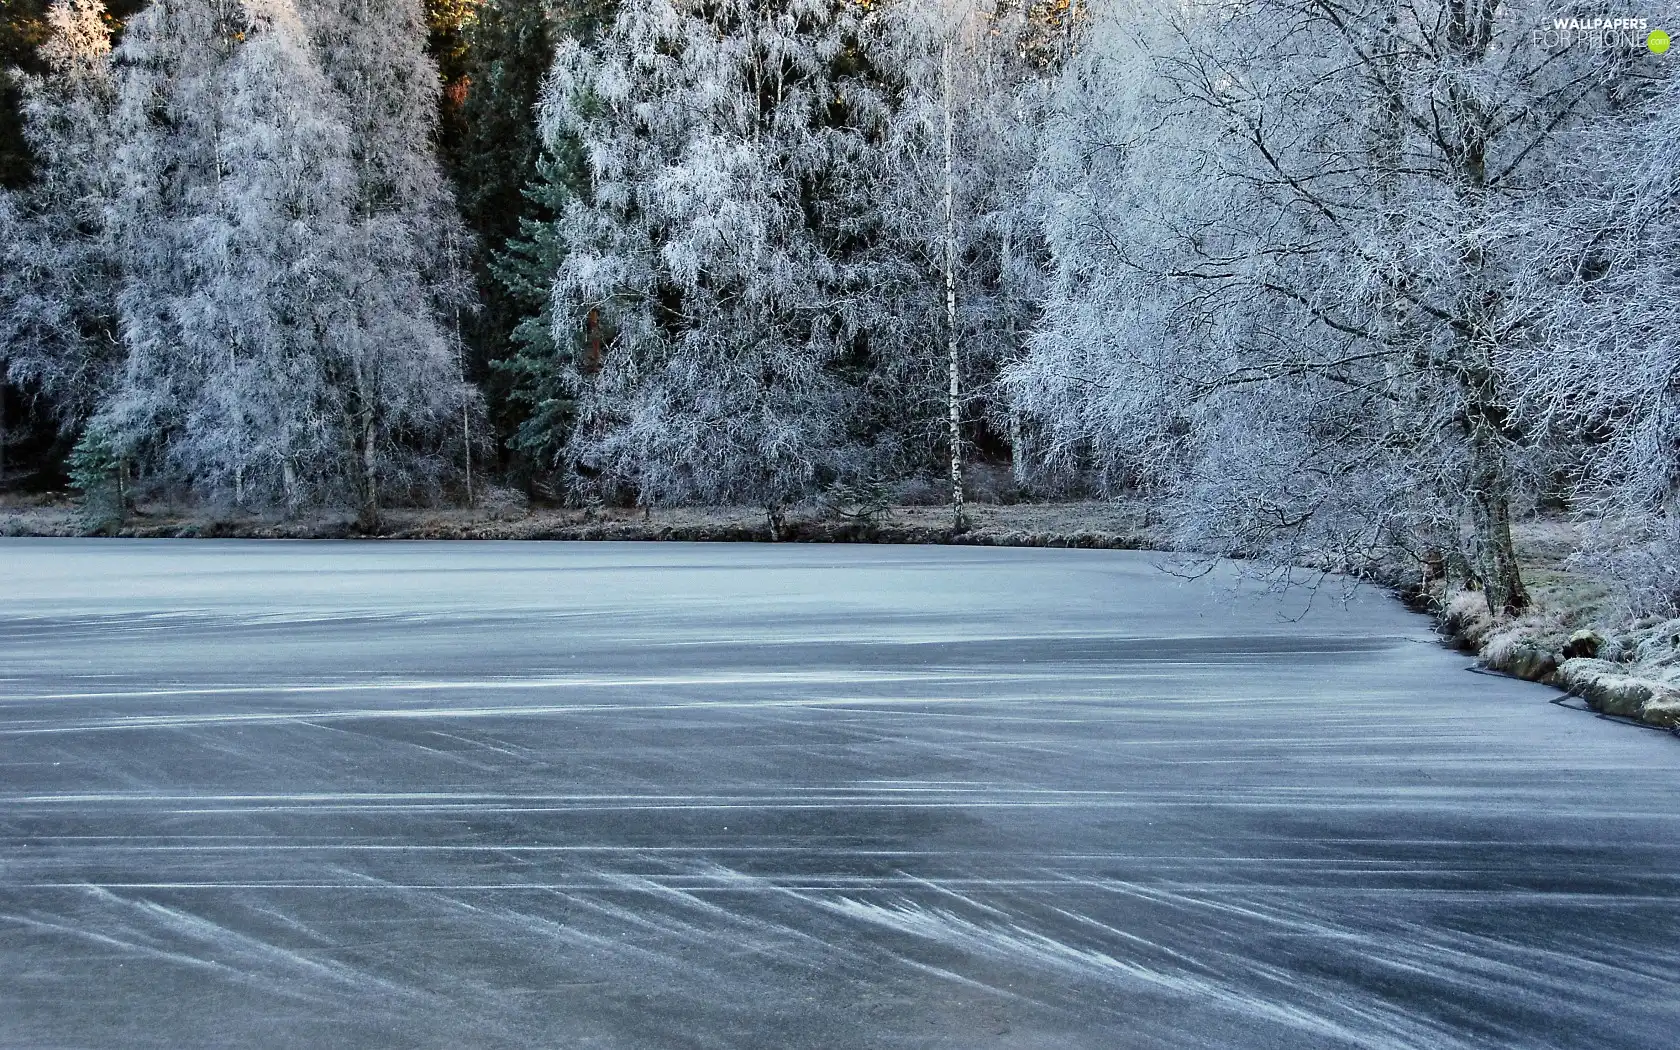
[1,539,1676,1049]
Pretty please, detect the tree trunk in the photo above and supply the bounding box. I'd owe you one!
[460,358,473,509]
[1440,41,1523,616]
[357,411,381,530]
[1466,413,1528,615]
[943,40,965,534]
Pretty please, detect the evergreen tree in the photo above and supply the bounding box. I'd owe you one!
[495,149,583,481]
[481,0,615,488]
[445,0,562,476]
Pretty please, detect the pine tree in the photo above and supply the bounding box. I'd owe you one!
[495,150,585,482]
[445,0,611,480]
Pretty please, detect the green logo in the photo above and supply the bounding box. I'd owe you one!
[1650,28,1671,52]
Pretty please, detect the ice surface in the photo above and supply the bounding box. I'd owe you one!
[1,540,1676,1048]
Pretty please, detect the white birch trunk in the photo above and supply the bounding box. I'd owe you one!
[943,39,964,533]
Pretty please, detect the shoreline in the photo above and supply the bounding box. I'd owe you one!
[0,499,1162,547]
[4,496,1676,732]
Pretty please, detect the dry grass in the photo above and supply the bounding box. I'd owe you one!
[0,492,1163,548]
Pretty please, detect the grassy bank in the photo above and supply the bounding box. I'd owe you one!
[0,493,1162,548]
[1434,520,1680,731]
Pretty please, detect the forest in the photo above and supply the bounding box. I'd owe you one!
[3,0,1680,616]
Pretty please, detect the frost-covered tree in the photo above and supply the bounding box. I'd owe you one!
[98,0,476,520]
[872,0,1048,520]
[298,0,481,518]
[1010,0,1624,611]
[1513,60,1680,611]
[1,0,52,191]
[103,0,358,508]
[535,0,887,518]
[0,0,119,429]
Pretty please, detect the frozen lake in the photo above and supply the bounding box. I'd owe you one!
[1,539,1676,1049]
